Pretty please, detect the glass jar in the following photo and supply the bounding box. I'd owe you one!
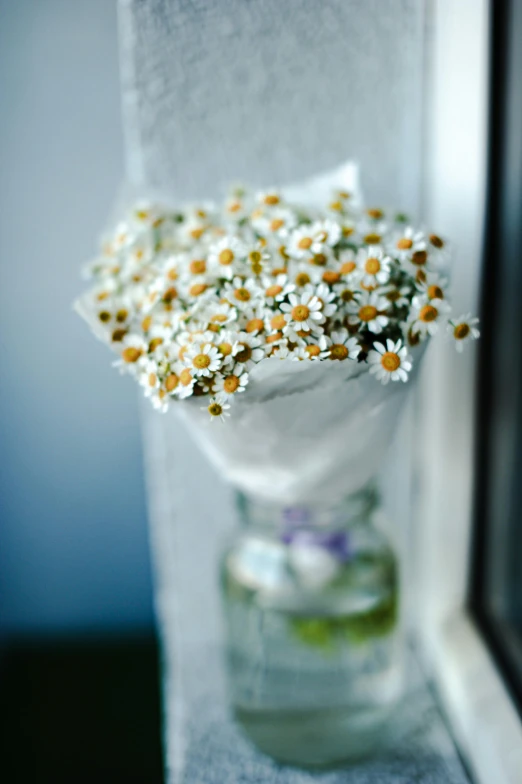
[220,484,404,767]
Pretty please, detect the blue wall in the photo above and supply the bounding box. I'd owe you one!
[0,0,155,634]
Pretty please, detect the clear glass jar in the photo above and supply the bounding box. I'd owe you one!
[220,484,404,767]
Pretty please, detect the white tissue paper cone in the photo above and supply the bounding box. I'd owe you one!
[175,346,423,507]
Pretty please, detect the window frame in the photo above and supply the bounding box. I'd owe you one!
[415,1,522,782]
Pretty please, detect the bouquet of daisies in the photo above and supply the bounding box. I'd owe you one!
[76,163,479,505]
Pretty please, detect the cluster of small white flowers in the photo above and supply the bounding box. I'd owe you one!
[80,188,479,420]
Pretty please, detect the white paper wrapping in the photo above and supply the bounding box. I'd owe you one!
[176,345,423,506]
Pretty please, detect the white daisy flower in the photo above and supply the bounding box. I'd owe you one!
[347,291,390,334]
[214,371,249,400]
[357,246,393,287]
[308,283,337,317]
[261,273,295,305]
[215,329,242,366]
[280,291,325,333]
[393,226,426,258]
[337,249,361,281]
[409,295,451,337]
[117,334,148,372]
[239,303,269,335]
[224,196,248,221]
[202,301,238,329]
[177,367,197,398]
[208,236,246,279]
[223,276,263,310]
[287,225,317,259]
[232,332,266,371]
[184,341,222,377]
[323,329,361,361]
[256,190,282,207]
[251,207,297,239]
[310,219,342,251]
[368,339,412,384]
[380,284,411,309]
[203,396,231,422]
[447,314,480,352]
[138,358,161,397]
[302,334,329,360]
[415,272,448,302]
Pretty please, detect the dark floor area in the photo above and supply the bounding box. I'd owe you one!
[0,634,164,784]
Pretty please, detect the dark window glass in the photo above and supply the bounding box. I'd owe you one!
[471,0,522,711]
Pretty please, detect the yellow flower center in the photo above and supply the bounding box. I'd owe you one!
[112,328,127,342]
[329,200,343,212]
[420,304,438,322]
[165,373,179,392]
[148,373,157,387]
[266,332,283,344]
[208,402,223,417]
[190,283,207,297]
[115,309,128,323]
[342,226,354,237]
[235,344,252,363]
[234,287,251,302]
[141,316,152,332]
[219,249,234,265]
[149,337,163,352]
[228,201,241,213]
[430,234,444,248]
[212,313,228,323]
[246,318,264,333]
[408,328,421,347]
[292,305,310,322]
[271,314,287,330]
[180,369,193,386]
[454,323,470,340]
[322,270,340,284]
[365,257,381,274]
[98,311,111,323]
[266,284,283,298]
[167,267,178,281]
[223,375,240,393]
[163,287,178,303]
[386,290,401,302]
[381,352,400,372]
[97,291,109,301]
[359,305,378,322]
[397,238,413,250]
[190,259,206,275]
[249,251,262,265]
[295,272,311,286]
[330,344,349,360]
[364,233,381,244]
[306,345,321,357]
[340,261,356,275]
[218,342,233,356]
[190,227,204,240]
[122,347,142,363]
[270,219,284,231]
[298,236,313,250]
[367,208,383,220]
[412,250,427,266]
[264,194,280,205]
[341,289,354,302]
[428,284,444,300]
[193,353,211,369]
[310,253,327,266]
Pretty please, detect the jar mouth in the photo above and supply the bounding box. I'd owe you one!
[236,482,379,530]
